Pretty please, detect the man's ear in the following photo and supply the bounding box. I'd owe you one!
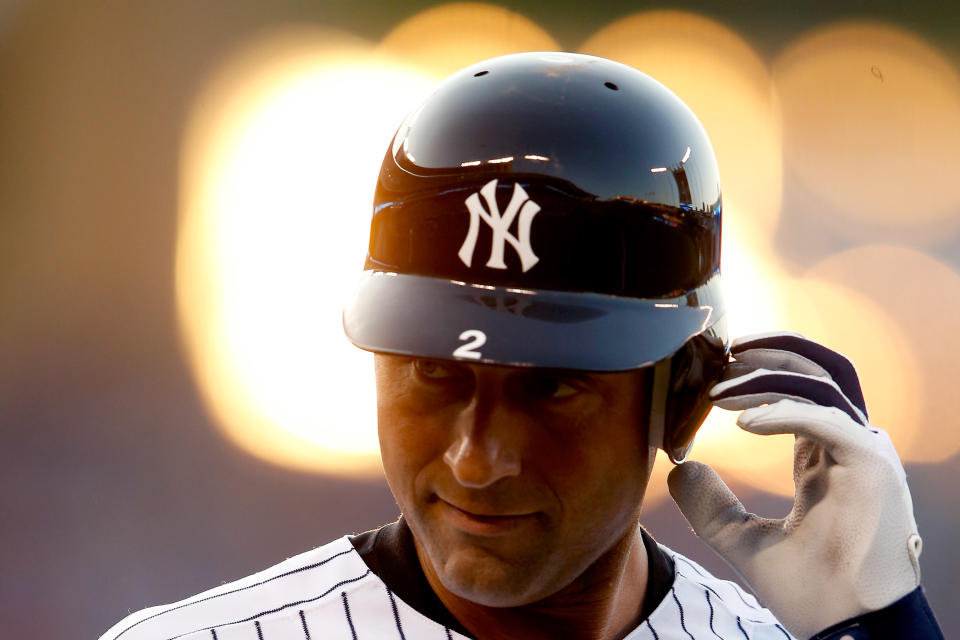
[650,328,728,464]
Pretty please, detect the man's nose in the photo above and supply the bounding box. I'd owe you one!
[442,395,522,489]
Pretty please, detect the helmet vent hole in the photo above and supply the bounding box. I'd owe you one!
[604,81,619,91]
[474,70,489,77]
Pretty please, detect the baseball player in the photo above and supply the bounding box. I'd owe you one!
[101,53,944,640]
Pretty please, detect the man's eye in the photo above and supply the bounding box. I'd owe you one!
[525,374,581,399]
[550,381,579,398]
[414,359,457,380]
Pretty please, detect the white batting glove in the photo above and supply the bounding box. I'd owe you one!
[668,332,923,640]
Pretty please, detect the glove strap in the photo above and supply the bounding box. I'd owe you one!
[809,587,944,640]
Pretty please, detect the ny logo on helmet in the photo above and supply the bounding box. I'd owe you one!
[459,179,540,272]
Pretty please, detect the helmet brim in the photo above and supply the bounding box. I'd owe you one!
[343,272,725,371]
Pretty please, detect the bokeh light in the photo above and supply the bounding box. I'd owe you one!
[378,2,558,78]
[177,27,436,475]
[581,11,783,252]
[774,22,960,245]
[643,449,675,506]
[806,245,960,462]
[717,200,786,338]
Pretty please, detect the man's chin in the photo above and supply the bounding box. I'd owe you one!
[431,545,555,608]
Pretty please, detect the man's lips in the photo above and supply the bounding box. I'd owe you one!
[434,497,539,535]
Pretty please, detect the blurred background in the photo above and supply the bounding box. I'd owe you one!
[1,1,958,637]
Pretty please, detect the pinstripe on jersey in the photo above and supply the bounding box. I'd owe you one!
[100,537,795,640]
[627,551,797,640]
[99,537,467,640]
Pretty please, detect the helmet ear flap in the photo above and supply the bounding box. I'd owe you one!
[649,327,729,464]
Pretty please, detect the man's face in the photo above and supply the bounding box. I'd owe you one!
[374,354,654,607]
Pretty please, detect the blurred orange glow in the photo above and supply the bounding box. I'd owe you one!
[378,3,559,78]
[581,11,783,252]
[177,27,435,476]
[774,22,960,245]
[643,449,676,506]
[807,245,960,462]
[718,201,787,339]
[694,409,796,497]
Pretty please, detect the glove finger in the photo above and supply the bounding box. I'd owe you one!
[730,332,867,419]
[732,346,829,378]
[711,367,867,426]
[668,461,776,560]
[737,399,874,466]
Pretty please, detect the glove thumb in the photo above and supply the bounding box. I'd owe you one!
[667,461,756,559]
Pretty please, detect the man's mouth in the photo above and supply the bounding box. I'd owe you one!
[435,497,538,535]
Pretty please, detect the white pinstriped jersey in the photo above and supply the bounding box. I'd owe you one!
[100,536,795,640]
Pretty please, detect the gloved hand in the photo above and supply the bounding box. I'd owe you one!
[668,332,923,640]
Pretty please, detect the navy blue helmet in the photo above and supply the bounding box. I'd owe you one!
[344,52,727,462]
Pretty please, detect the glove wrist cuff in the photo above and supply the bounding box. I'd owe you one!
[808,587,943,640]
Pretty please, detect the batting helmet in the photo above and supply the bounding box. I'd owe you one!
[344,52,727,462]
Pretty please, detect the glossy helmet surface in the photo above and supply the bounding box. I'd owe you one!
[344,52,728,461]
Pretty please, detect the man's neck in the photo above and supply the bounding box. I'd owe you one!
[417,525,649,640]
